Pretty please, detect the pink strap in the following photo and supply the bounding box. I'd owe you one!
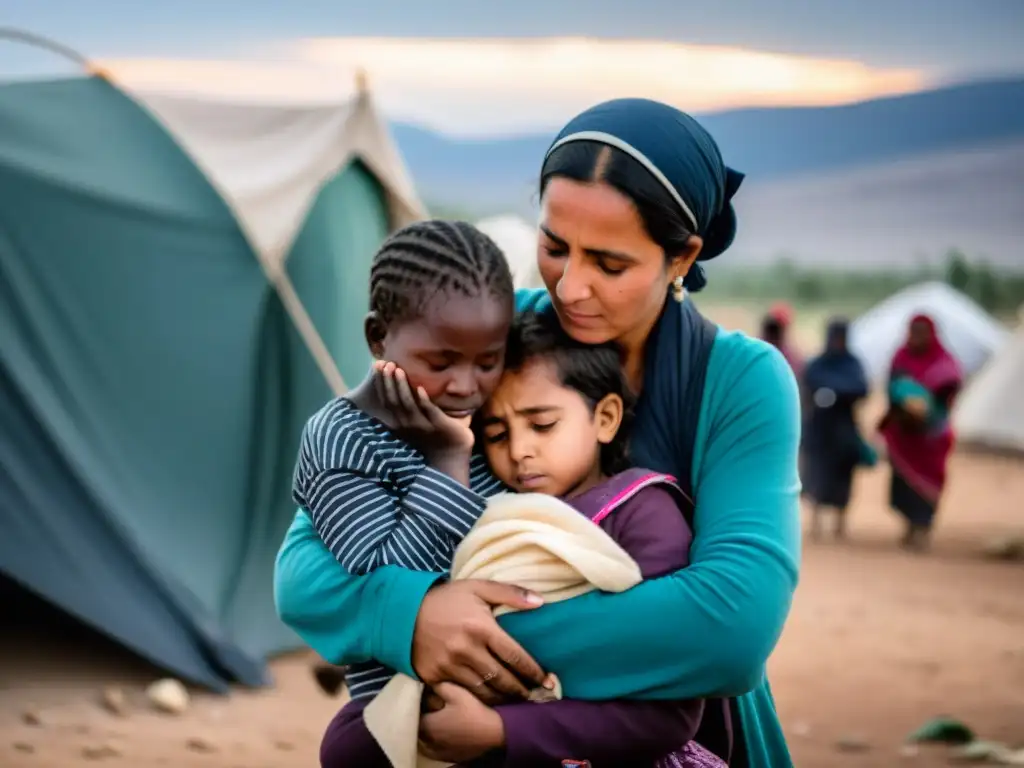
[591,472,679,526]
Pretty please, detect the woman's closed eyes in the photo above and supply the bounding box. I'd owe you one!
[595,257,627,276]
[540,239,630,278]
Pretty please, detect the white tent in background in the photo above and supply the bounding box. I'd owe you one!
[476,214,544,289]
[954,313,1024,455]
[848,281,1010,383]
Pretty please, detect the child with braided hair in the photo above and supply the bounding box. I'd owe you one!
[293,219,516,702]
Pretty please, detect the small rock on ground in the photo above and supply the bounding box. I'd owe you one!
[81,743,121,760]
[186,736,217,754]
[100,686,128,716]
[835,734,871,752]
[145,678,190,715]
[21,709,42,727]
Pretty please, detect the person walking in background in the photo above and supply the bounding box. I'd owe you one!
[802,319,874,541]
[761,302,804,379]
[879,314,963,552]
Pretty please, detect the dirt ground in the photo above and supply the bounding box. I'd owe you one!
[3,304,1022,767]
[2,453,1021,768]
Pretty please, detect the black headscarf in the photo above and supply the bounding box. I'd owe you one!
[545,98,744,291]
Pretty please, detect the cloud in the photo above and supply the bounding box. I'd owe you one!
[99,37,927,137]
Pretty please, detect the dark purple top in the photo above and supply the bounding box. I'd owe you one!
[320,469,707,768]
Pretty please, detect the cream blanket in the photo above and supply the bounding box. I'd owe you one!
[363,491,644,768]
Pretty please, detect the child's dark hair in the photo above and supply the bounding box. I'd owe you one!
[504,311,636,475]
[369,219,514,325]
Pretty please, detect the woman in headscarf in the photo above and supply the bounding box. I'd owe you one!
[275,98,800,767]
[880,314,963,551]
[802,319,872,541]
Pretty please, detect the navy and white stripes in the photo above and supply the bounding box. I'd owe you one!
[293,397,504,698]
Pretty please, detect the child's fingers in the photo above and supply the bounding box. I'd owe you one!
[415,387,448,425]
[416,390,450,426]
[421,689,445,713]
[380,365,411,421]
[393,369,424,416]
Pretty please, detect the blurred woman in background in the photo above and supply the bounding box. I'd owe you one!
[879,314,963,551]
[801,319,873,541]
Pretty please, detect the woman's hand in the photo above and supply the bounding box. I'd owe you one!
[418,683,505,764]
[412,580,548,705]
[372,361,474,455]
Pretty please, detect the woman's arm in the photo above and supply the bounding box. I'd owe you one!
[274,510,441,670]
[273,510,545,694]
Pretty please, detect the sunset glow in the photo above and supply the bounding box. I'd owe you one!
[99,37,927,136]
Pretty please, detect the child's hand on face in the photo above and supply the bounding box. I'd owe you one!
[372,361,475,456]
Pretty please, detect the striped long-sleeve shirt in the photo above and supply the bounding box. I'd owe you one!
[293,397,504,699]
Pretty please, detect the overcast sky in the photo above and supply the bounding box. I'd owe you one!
[4,1,1023,136]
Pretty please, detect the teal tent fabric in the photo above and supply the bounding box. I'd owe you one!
[223,158,387,665]
[0,75,389,690]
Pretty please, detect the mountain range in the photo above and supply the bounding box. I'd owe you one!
[389,78,1024,269]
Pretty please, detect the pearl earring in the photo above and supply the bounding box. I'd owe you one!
[672,275,685,303]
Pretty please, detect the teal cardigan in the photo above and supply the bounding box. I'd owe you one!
[273,290,801,767]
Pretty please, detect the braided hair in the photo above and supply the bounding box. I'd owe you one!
[503,311,635,476]
[369,220,514,327]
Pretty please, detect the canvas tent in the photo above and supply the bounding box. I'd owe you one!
[0,32,424,690]
[476,214,544,290]
[848,281,1010,383]
[953,314,1024,455]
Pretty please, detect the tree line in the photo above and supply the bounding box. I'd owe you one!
[701,250,1024,317]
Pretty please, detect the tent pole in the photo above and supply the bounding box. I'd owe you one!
[259,257,350,396]
[0,28,93,70]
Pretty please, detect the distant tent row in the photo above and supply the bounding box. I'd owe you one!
[0,33,425,690]
[847,281,1023,457]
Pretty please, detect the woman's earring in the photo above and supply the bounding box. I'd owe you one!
[672,275,685,303]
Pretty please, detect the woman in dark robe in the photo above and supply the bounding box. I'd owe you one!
[802,319,872,540]
[879,314,963,551]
